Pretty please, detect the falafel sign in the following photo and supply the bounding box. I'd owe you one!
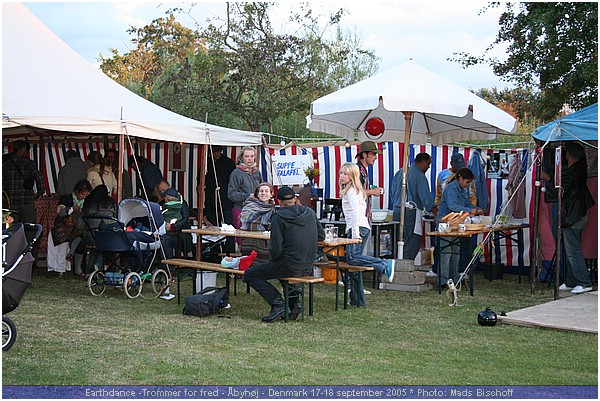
[272,154,313,186]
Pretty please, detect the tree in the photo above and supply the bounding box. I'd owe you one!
[100,14,204,99]
[452,2,597,121]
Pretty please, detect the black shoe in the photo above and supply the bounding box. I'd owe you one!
[288,303,302,321]
[261,305,285,323]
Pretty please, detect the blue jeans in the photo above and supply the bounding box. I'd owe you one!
[439,236,459,285]
[345,227,389,306]
[562,215,591,288]
[393,207,421,260]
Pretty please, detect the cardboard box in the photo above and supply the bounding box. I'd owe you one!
[414,248,432,266]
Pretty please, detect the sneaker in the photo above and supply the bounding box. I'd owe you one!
[571,286,593,294]
[386,259,395,283]
[363,289,371,295]
[160,294,175,300]
[559,283,573,291]
[426,269,437,277]
[338,280,344,287]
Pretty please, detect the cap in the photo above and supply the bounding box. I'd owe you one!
[161,187,180,199]
[565,142,585,159]
[359,141,382,154]
[276,186,296,201]
[450,153,466,169]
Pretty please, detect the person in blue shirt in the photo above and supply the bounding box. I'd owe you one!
[437,168,483,287]
[391,152,435,259]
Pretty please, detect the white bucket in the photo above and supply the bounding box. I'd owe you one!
[195,271,217,293]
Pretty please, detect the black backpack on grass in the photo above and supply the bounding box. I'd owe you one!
[183,287,229,317]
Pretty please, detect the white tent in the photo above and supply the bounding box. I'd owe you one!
[2,2,262,146]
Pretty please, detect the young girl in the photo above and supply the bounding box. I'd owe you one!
[339,163,394,306]
[437,167,483,287]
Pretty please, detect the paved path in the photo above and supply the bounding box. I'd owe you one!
[499,291,597,333]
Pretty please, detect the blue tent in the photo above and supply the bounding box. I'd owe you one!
[532,103,598,142]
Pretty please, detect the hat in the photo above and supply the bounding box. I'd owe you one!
[565,142,585,159]
[276,186,296,201]
[161,187,180,199]
[450,153,466,169]
[358,141,382,154]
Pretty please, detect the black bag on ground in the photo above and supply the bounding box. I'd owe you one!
[183,287,229,317]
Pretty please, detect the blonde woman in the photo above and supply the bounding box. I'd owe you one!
[339,162,394,306]
[228,146,261,230]
[86,151,116,196]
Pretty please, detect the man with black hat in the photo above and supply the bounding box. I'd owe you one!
[243,186,325,323]
[356,140,385,220]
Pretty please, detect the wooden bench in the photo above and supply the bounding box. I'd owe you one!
[162,259,244,304]
[279,276,325,321]
[163,259,324,322]
[314,262,376,310]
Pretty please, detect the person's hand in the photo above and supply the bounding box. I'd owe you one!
[73,204,81,212]
[540,171,551,181]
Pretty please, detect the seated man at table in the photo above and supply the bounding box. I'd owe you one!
[243,186,325,323]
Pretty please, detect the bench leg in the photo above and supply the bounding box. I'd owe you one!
[299,283,305,321]
[308,283,314,317]
[283,281,290,323]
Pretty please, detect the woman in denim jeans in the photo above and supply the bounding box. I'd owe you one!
[339,163,394,306]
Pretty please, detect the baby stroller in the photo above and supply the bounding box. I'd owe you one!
[83,198,170,298]
[2,219,42,351]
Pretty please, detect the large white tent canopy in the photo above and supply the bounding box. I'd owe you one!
[2,2,262,146]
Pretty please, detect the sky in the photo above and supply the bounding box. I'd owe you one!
[22,1,515,91]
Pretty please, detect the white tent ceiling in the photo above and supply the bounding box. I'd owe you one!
[2,2,262,146]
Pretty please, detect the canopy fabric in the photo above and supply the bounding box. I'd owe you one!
[2,3,262,146]
[532,103,598,143]
[307,60,517,146]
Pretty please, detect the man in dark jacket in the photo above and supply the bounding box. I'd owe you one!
[243,186,325,323]
[541,141,595,294]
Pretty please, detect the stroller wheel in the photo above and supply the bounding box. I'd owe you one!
[87,270,106,296]
[124,272,142,299]
[151,269,169,296]
[2,316,17,351]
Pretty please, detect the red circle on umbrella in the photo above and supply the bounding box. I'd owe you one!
[365,117,385,136]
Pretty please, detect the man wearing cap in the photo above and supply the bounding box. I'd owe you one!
[356,140,385,220]
[243,186,325,323]
[540,142,594,294]
[432,153,477,277]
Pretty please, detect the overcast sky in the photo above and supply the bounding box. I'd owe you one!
[23,1,515,91]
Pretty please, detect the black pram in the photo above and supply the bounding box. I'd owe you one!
[2,222,42,351]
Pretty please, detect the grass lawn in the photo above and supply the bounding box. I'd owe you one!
[2,268,597,386]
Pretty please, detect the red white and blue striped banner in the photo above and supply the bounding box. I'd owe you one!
[14,141,534,267]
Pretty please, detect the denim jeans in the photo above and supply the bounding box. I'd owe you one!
[562,215,591,288]
[393,207,421,260]
[345,227,389,307]
[439,236,460,285]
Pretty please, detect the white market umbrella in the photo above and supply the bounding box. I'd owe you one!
[307,60,517,252]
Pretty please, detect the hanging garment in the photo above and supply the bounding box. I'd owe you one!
[468,149,489,212]
[505,152,526,218]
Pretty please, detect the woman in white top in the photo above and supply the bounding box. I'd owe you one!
[339,162,394,306]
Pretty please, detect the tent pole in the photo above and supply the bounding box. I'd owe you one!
[554,188,562,300]
[117,133,124,203]
[530,147,542,293]
[398,111,412,258]
[195,144,208,261]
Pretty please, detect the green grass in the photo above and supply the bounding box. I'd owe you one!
[2,268,597,386]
